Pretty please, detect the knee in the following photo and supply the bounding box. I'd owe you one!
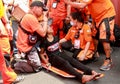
[62,61,70,67]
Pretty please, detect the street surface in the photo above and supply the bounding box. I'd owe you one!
[0,47,120,84]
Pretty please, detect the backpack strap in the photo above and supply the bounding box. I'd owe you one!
[19,24,31,35]
[18,15,31,35]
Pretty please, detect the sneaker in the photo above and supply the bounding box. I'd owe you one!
[100,59,113,71]
[11,75,24,84]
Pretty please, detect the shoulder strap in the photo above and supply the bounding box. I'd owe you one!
[19,15,31,35]
[19,24,31,35]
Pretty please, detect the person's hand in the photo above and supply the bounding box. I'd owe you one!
[46,63,51,68]
[5,23,13,40]
[78,54,85,61]
[43,11,48,21]
[65,16,70,24]
[110,34,115,42]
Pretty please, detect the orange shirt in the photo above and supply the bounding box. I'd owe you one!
[17,14,40,52]
[0,19,10,55]
[47,0,67,21]
[65,24,94,51]
[87,0,116,27]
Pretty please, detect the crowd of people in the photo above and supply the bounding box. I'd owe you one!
[0,0,116,84]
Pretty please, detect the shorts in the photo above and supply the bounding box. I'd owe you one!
[95,16,115,42]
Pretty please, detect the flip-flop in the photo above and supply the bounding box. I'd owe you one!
[93,73,104,80]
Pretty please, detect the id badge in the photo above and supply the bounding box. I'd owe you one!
[74,40,80,49]
[52,2,58,8]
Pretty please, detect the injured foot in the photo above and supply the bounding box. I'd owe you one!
[81,75,95,84]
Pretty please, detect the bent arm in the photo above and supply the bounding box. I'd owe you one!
[36,11,48,37]
[36,21,48,37]
[40,48,49,64]
[65,0,93,9]
[67,0,71,17]
[59,38,67,45]
[83,41,90,57]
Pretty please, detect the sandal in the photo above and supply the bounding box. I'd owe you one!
[93,73,104,80]
[11,75,24,84]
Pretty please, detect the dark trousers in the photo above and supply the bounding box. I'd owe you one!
[11,20,19,55]
[61,41,81,58]
[49,51,92,82]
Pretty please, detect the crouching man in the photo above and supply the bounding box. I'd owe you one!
[15,1,48,73]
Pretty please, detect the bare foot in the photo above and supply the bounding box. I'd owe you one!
[82,75,94,84]
[92,71,98,76]
[92,71,104,80]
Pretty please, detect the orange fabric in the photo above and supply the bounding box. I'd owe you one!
[52,19,65,39]
[88,0,116,27]
[0,47,17,84]
[47,0,67,39]
[0,19,8,37]
[0,19,10,55]
[83,7,90,15]
[17,14,40,52]
[99,19,115,40]
[65,24,94,51]
[47,0,67,21]
[0,37,10,55]
[77,50,94,59]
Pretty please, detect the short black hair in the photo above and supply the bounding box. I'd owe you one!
[30,1,47,11]
[70,12,84,23]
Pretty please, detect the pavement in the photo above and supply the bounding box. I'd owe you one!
[0,46,120,84]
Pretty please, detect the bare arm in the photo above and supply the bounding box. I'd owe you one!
[59,38,67,45]
[36,12,48,37]
[66,0,71,17]
[64,0,93,9]
[3,1,13,40]
[82,41,90,57]
[40,48,49,64]
[78,41,91,61]
[36,22,47,37]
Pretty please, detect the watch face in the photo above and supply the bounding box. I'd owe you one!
[52,2,58,8]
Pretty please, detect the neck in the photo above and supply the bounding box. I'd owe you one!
[47,34,54,42]
[47,34,54,39]
[77,22,83,30]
